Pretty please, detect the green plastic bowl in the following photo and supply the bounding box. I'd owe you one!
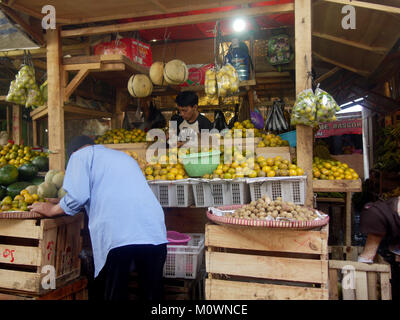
[180,150,221,177]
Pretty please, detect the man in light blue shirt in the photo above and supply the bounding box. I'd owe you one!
[29,135,168,300]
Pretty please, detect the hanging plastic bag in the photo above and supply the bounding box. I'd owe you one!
[212,110,229,131]
[216,63,239,98]
[315,87,341,123]
[6,80,27,105]
[290,89,318,127]
[205,68,217,97]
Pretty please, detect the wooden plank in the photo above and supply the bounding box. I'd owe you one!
[64,68,90,102]
[46,28,65,170]
[0,219,42,239]
[329,260,391,273]
[205,224,327,255]
[0,44,89,58]
[313,179,362,192]
[380,272,392,300]
[255,147,291,161]
[63,62,101,71]
[315,66,341,83]
[355,271,368,300]
[0,269,41,293]
[0,244,41,266]
[39,226,58,270]
[313,51,370,77]
[64,105,112,119]
[206,251,328,284]
[38,277,88,300]
[322,0,400,14]
[312,32,387,53]
[61,3,295,37]
[329,269,339,300]
[12,105,22,144]
[295,0,313,207]
[367,272,378,300]
[345,192,352,247]
[42,213,84,231]
[205,279,328,300]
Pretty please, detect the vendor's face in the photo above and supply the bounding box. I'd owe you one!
[178,105,197,121]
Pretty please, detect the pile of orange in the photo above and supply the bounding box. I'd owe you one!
[95,128,147,144]
[313,157,359,180]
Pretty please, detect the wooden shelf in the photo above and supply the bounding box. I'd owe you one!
[30,104,113,121]
[313,179,362,193]
[151,79,257,96]
[316,197,345,203]
[63,54,149,88]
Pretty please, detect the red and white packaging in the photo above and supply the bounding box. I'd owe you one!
[180,63,215,87]
[131,39,152,67]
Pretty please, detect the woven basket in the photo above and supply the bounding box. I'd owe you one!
[206,205,329,230]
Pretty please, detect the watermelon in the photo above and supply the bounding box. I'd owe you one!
[18,163,39,181]
[30,176,45,185]
[0,165,19,186]
[31,156,49,171]
[7,181,31,198]
[0,186,7,200]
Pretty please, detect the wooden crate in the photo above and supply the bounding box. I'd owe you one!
[329,260,392,300]
[0,277,88,300]
[0,213,84,294]
[205,223,329,300]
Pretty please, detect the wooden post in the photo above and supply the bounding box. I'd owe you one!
[6,106,11,137]
[46,28,65,170]
[345,191,352,247]
[12,105,22,144]
[32,120,37,147]
[112,89,128,129]
[295,0,314,207]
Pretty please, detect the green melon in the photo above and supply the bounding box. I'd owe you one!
[0,165,19,186]
[37,181,58,198]
[18,163,39,181]
[31,156,49,171]
[7,181,31,198]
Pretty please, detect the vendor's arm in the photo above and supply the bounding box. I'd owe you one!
[28,202,64,217]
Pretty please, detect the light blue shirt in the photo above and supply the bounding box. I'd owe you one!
[59,145,167,278]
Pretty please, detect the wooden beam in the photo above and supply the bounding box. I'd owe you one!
[61,3,294,37]
[0,4,45,46]
[312,32,387,54]
[295,0,314,208]
[315,66,341,83]
[4,0,278,25]
[256,72,292,78]
[46,28,65,170]
[312,51,370,77]
[112,89,128,129]
[0,43,90,58]
[12,105,22,144]
[149,0,168,13]
[321,0,400,15]
[64,68,90,102]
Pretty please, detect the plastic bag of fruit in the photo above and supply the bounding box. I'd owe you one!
[216,63,239,98]
[6,80,27,105]
[315,87,341,123]
[290,88,318,127]
[205,68,217,97]
[25,86,44,108]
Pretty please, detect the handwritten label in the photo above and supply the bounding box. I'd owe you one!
[46,241,55,261]
[2,248,15,263]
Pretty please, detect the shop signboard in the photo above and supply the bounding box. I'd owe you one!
[315,118,362,138]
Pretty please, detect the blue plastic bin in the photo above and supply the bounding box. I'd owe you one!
[279,130,296,147]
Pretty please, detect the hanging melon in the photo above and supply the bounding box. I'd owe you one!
[163,59,188,85]
[149,61,165,86]
[127,74,153,98]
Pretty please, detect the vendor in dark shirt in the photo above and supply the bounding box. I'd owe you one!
[173,91,213,138]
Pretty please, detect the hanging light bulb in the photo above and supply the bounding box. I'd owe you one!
[233,18,246,32]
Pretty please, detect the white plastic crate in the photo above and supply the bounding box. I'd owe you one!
[149,180,194,207]
[163,233,205,279]
[191,179,250,207]
[247,176,307,205]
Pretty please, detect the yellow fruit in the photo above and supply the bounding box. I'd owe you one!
[296,168,304,175]
[289,169,297,176]
[147,175,154,180]
[175,174,184,180]
[167,173,175,180]
[262,166,272,173]
[170,168,179,175]
[224,173,232,179]
[145,167,153,175]
[267,171,276,177]
[248,170,257,178]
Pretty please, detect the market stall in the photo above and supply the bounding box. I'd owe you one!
[0,0,398,301]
